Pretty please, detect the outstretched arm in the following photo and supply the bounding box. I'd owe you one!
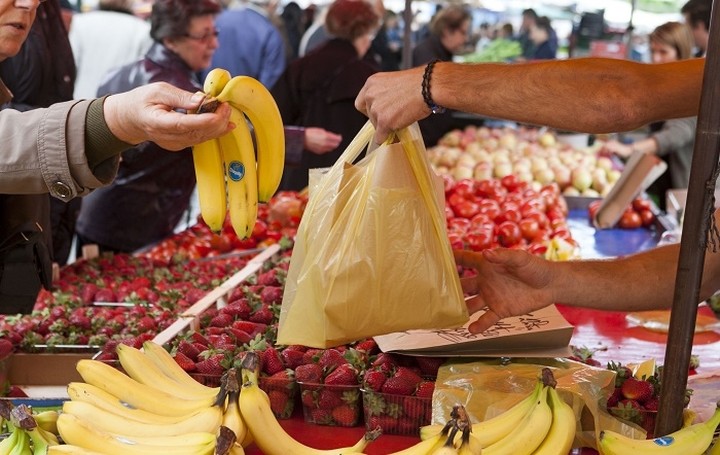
[356,58,704,144]
[457,206,720,333]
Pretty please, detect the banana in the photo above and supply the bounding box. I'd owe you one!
[382,421,455,455]
[9,427,31,455]
[140,341,219,394]
[220,107,258,239]
[62,400,222,437]
[0,426,20,454]
[483,385,552,455]
[229,443,246,455]
[421,380,543,447]
[238,353,372,455]
[204,68,231,97]
[26,425,58,454]
[531,386,575,455]
[75,359,217,417]
[192,137,227,233]
[222,389,248,445]
[598,402,720,455]
[457,429,483,455]
[708,439,720,455]
[431,426,460,455]
[215,75,285,202]
[66,382,206,425]
[33,411,59,435]
[116,343,218,401]
[48,446,106,455]
[57,413,216,455]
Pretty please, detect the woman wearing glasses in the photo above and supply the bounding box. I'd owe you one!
[75,0,223,255]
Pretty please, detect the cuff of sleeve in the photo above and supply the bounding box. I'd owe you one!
[284,126,305,165]
[85,96,134,169]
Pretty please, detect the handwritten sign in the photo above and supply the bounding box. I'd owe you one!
[374,305,574,357]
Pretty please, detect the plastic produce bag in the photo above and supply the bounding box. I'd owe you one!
[433,358,648,450]
[277,121,468,348]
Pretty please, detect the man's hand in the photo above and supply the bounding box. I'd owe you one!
[455,248,556,333]
[304,127,342,154]
[355,67,430,144]
[103,82,232,150]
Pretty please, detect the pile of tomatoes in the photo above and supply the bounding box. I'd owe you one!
[588,197,656,230]
[444,175,573,256]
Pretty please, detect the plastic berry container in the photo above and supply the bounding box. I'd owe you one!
[297,381,362,427]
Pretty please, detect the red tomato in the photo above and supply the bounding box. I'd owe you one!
[441,174,455,194]
[476,179,500,198]
[453,200,481,219]
[639,209,655,227]
[496,202,522,224]
[500,174,520,192]
[466,228,494,251]
[588,200,602,222]
[523,209,550,229]
[632,198,653,212]
[527,242,548,256]
[496,221,521,247]
[470,214,495,231]
[477,199,501,220]
[447,232,465,250]
[445,205,456,220]
[618,210,642,229]
[448,217,472,233]
[451,179,475,198]
[251,219,268,239]
[518,218,540,241]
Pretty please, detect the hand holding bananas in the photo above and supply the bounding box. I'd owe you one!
[192,69,285,236]
[103,82,232,150]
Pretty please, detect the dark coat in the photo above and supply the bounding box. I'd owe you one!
[271,38,379,191]
[75,43,201,253]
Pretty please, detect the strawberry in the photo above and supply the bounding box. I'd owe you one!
[354,339,378,354]
[643,396,659,411]
[608,361,634,388]
[367,415,397,433]
[415,357,445,377]
[281,348,306,369]
[80,283,99,304]
[324,364,358,386]
[257,269,280,286]
[249,305,275,324]
[136,316,156,333]
[606,387,623,408]
[620,377,654,403]
[331,404,358,426]
[317,389,343,409]
[173,352,197,372]
[261,347,285,375]
[319,349,347,371]
[195,353,225,376]
[362,369,387,392]
[260,286,283,304]
[226,328,253,344]
[210,313,234,328]
[295,363,323,383]
[381,376,416,396]
[267,389,293,418]
[397,417,418,434]
[190,332,211,348]
[232,320,266,337]
[302,349,322,365]
[0,339,14,360]
[309,408,332,425]
[610,399,644,425]
[301,389,316,408]
[394,367,423,388]
[224,298,253,319]
[372,352,398,373]
[94,288,116,302]
[415,380,435,398]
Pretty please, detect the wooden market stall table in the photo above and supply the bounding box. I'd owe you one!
[244,209,720,454]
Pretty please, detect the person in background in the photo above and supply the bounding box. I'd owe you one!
[69,0,152,100]
[383,9,403,69]
[517,8,537,59]
[602,22,696,209]
[411,4,471,147]
[353,56,712,334]
[0,0,77,267]
[527,16,556,60]
[681,0,711,57]
[279,1,305,62]
[271,0,379,191]
[75,0,222,255]
[208,0,286,89]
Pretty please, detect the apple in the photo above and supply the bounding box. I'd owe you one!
[534,168,556,185]
[493,162,513,178]
[571,168,593,192]
[538,132,556,147]
[473,162,493,181]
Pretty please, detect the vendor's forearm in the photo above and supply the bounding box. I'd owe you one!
[431,59,704,134]
[84,96,133,169]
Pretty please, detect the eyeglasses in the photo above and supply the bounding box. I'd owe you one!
[183,29,220,43]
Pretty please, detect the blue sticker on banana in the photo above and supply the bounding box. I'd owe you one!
[652,436,674,446]
[228,161,245,182]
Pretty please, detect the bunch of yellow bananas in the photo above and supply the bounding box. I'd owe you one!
[192,68,285,237]
[417,368,576,455]
[599,402,720,455]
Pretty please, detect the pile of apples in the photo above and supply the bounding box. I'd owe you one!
[429,126,622,198]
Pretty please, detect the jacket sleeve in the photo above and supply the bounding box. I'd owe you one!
[0,99,120,199]
[652,117,697,157]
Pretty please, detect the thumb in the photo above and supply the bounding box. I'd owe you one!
[168,89,207,111]
[468,309,499,334]
[482,247,525,266]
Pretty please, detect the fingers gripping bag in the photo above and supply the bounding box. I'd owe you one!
[277,121,468,348]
